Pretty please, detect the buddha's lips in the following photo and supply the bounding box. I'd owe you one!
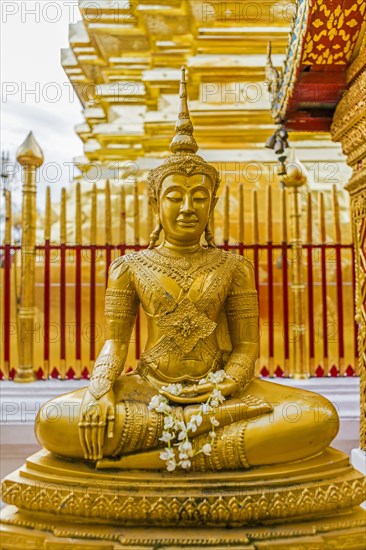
[176,218,198,227]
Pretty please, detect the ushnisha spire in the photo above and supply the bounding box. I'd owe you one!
[169,67,199,155]
[148,66,220,200]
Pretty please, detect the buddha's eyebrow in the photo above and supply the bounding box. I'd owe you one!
[163,186,185,193]
[164,184,210,193]
[190,185,210,193]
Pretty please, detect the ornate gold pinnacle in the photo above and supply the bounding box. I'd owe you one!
[16,131,44,167]
[169,66,199,155]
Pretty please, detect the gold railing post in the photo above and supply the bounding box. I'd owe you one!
[282,163,307,378]
[4,189,12,244]
[14,132,44,382]
[119,185,126,245]
[223,185,229,244]
[133,181,140,246]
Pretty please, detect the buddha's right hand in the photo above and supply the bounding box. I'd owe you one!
[79,388,115,461]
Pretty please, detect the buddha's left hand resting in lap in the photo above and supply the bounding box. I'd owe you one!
[36,68,339,472]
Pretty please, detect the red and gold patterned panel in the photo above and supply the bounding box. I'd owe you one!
[302,0,365,66]
[273,0,365,131]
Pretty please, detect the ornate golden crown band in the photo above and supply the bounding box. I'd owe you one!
[148,67,220,200]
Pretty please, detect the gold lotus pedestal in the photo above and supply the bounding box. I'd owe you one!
[1,447,366,549]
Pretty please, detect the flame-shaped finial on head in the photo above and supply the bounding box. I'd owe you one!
[148,66,220,202]
[169,66,199,155]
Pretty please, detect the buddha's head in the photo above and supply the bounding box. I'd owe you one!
[148,67,220,249]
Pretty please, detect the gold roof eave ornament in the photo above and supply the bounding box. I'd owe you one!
[148,67,220,200]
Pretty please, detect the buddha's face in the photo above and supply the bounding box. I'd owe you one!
[159,173,213,245]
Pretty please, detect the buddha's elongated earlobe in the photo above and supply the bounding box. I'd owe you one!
[148,217,162,249]
[205,197,218,248]
[205,219,216,248]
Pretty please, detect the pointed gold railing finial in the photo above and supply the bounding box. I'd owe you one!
[169,66,199,155]
[16,131,44,167]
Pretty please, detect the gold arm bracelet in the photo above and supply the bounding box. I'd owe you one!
[89,354,124,400]
[225,353,255,390]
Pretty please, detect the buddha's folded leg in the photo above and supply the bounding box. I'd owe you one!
[184,379,340,472]
[242,379,339,466]
[36,379,255,460]
[36,387,93,459]
[35,387,121,459]
[35,383,162,459]
[111,394,272,458]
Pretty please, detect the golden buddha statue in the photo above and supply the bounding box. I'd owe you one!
[35,68,339,472]
[2,68,366,549]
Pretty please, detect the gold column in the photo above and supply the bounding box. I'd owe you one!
[133,181,140,246]
[331,36,366,450]
[224,185,229,244]
[282,163,307,378]
[90,184,97,244]
[105,180,112,244]
[306,191,314,375]
[75,182,82,244]
[281,187,290,375]
[252,189,259,244]
[238,183,244,244]
[44,186,51,241]
[119,186,126,245]
[15,132,44,382]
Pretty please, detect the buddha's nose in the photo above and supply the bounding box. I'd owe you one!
[180,193,195,214]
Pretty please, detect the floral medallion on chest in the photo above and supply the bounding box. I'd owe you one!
[157,297,217,353]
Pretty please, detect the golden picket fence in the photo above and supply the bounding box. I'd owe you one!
[0,180,357,381]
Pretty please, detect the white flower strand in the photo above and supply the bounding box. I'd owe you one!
[148,370,227,471]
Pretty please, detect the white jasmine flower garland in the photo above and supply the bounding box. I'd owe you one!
[148,370,227,471]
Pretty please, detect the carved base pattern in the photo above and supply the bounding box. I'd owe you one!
[1,449,366,528]
[2,448,366,548]
[1,505,366,549]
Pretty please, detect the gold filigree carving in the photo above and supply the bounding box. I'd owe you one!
[225,290,259,320]
[89,354,123,400]
[143,247,225,291]
[2,474,365,526]
[2,508,366,548]
[148,153,220,200]
[157,298,217,353]
[331,70,366,140]
[104,288,139,319]
[225,353,255,390]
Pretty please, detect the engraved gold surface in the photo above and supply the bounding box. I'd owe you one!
[1,506,365,550]
[331,33,366,451]
[1,448,365,527]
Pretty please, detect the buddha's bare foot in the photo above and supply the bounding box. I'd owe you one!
[183,394,272,437]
